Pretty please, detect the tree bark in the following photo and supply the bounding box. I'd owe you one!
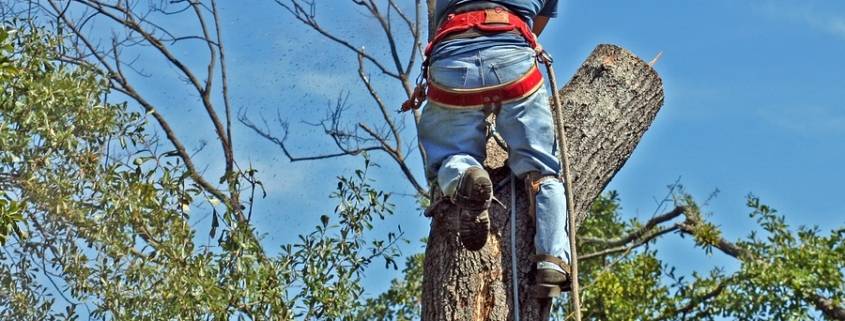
[422,44,665,320]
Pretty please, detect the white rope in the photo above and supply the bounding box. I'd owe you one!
[510,174,521,321]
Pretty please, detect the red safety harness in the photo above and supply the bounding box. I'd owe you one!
[401,7,544,112]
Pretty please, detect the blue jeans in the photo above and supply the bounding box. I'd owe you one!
[419,45,571,262]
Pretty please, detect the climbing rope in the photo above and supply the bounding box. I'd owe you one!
[510,174,521,321]
[539,50,583,321]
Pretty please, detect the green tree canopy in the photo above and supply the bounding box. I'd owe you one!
[1,2,843,320]
[0,23,404,320]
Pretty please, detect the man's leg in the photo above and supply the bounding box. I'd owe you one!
[419,101,492,250]
[419,49,499,251]
[495,83,572,290]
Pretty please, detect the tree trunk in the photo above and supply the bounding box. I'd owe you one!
[421,44,665,321]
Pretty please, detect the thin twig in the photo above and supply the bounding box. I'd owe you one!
[239,113,384,162]
[358,123,427,197]
[48,0,232,209]
[357,52,402,152]
[274,0,401,79]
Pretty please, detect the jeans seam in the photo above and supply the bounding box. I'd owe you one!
[490,58,533,85]
[491,63,503,84]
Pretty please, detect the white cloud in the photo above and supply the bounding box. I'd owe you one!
[754,1,845,41]
[757,105,845,136]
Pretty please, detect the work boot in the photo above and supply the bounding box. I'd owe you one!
[454,167,492,251]
[533,255,571,298]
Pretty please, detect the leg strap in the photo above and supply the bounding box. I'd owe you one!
[532,254,571,273]
[532,254,572,298]
[523,171,561,220]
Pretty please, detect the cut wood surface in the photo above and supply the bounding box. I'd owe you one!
[422,44,666,321]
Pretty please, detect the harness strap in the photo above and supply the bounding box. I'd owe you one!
[427,64,544,109]
[425,7,538,57]
[436,0,502,26]
[524,171,561,220]
[532,254,571,272]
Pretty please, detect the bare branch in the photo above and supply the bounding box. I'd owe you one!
[273,0,401,79]
[254,0,431,194]
[403,0,423,76]
[47,0,232,208]
[652,277,733,321]
[358,123,427,197]
[74,0,233,162]
[238,111,384,162]
[357,52,401,152]
[211,0,235,181]
[581,206,686,247]
[189,2,215,95]
[51,0,249,221]
[360,0,404,77]
[579,225,679,261]
[387,0,414,32]
[187,0,236,206]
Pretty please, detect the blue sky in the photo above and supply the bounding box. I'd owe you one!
[87,0,845,308]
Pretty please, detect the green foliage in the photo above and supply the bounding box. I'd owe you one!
[365,189,844,321]
[354,252,424,321]
[0,22,140,320]
[2,15,843,321]
[277,156,403,320]
[711,195,845,321]
[0,193,24,245]
[0,23,405,320]
[0,28,25,245]
[578,190,626,243]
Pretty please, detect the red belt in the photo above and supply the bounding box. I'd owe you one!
[427,63,544,108]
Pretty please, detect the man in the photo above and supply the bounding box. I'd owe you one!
[417,0,571,295]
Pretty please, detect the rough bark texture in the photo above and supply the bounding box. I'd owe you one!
[422,44,665,321]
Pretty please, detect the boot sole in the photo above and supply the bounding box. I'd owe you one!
[533,284,561,298]
[458,174,492,251]
[459,208,490,251]
[535,268,572,293]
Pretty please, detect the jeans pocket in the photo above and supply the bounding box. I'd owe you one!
[430,59,471,89]
[490,48,535,84]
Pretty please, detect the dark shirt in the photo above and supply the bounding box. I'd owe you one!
[430,0,559,61]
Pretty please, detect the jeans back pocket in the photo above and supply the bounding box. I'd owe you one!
[429,59,473,89]
[489,48,535,84]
